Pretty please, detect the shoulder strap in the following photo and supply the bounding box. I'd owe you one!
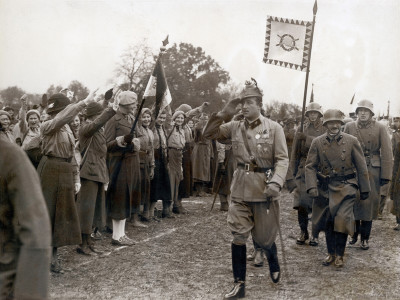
[240,122,255,163]
[80,136,93,170]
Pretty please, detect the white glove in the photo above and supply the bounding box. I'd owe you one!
[132,138,141,152]
[112,93,120,112]
[74,182,81,194]
[104,182,109,191]
[116,136,127,147]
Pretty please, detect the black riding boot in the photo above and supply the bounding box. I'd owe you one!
[296,206,309,245]
[265,243,280,283]
[349,220,360,245]
[224,244,246,299]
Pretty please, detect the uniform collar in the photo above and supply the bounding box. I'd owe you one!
[326,132,343,143]
[357,119,373,128]
[244,117,261,129]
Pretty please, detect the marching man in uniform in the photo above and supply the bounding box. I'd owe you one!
[305,109,370,268]
[203,79,289,299]
[344,100,393,250]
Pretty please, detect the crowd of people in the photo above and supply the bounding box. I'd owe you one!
[1,80,400,299]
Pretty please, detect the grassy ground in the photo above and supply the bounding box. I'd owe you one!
[50,191,400,299]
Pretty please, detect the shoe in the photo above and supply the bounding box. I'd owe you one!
[309,237,319,246]
[91,231,103,240]
[77,245,97,256]
[393,224,400,231]
[360,240,369,250]
[223,281,245,299]
[103,226,113,234]
[254,249,264,267]
[348,235,357,245]
[247,249,256,261]
[111,236,135,246]
[151,216,161,222]
[50,259,64,274]
[220,202,229,211]
[270,271,281,283]
[88,245,106,254]
[162,212,176,219]
[132,220,148,228]
[296,231,309,245]
[140,215,151,222]
[334,256,344,268]
[121,235,136,245]
[322,254,336,266]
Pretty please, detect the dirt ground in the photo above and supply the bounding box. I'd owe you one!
[50,190,400,299]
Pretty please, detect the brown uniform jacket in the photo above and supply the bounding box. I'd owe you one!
[79,107,116,184]
[0,140,51,299]
[203,113,289,202]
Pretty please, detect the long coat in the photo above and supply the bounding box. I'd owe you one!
[287,119,325,210]
[77,107,115,233]
[178,124,194,198]
[390,142,400,218]
[0,140,51,299]
[305,132,370,235]
[344,120,393,220]
[105,112,141,220]
[192,121,213,182]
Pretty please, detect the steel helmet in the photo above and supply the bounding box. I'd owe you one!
[305,102,323,117]
[356,99,374,116]
[323,109,345,125]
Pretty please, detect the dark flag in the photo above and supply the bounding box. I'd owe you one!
[143,55,172,118]
[310,83,314,103]
[350,93,355,105]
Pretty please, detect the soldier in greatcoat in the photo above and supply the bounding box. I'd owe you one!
[0,140,51,299]
[203,79,289,299]
[286,102,325,246]
[344,100,393,250]
[105,91,142,246]
[76,96,118,255]
[390,141,400,230]
[37,91,96,273]
[305,109,370,268]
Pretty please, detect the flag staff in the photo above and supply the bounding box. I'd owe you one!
[300,0,318,132]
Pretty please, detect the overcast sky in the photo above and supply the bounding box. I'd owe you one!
[1,0,399,115]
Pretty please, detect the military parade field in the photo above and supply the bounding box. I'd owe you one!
[50,190,400,299]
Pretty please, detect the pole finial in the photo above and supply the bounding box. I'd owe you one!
[160,35,169,52]
[313,0,318,15]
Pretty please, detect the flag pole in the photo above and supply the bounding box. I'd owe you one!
[300,0,318,132]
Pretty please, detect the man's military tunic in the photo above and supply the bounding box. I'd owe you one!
[305,132,370,235]
[203,113,288,248]
[344,120,393,220]
[287,119,325,210]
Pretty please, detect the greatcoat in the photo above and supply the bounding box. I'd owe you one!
[192,120,213,183]
[305,132,371,235]
[344,119,393,220]
[287,119,325,210]
[390,142,400,218]
[105,111,141,220]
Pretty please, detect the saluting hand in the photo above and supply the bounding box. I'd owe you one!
[218,98,242,121]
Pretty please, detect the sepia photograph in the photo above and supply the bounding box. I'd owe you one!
[0,0,399,299]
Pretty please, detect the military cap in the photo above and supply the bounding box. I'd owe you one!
[47,93,70,114]
[240,78,263,101]
[118,91,138,106]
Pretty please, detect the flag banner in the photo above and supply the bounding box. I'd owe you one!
[144,56,172,117]
[263,16,312,71]
[310,86,314,103]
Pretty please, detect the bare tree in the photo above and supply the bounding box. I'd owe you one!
[115,40,156,95]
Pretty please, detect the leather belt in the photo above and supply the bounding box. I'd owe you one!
[330,173,356,182]
[45,155,72,163]
[237,163,272,173]
[168,147,183,151]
